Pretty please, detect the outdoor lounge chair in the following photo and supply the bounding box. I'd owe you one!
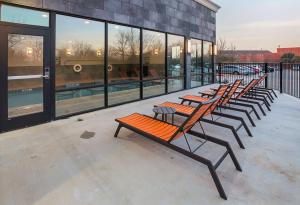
[232,79,271,114]
[208,79,271,116]
[114,96,242,200]
[245,74,277,103]
[200,79,261,125]
[251,74,278,99]
[161,84,252,149]
[238,74,274,105]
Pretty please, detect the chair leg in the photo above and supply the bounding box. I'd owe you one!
[188,130,242,172]
[271,89,278,98]
[208,163,228,200]
[261,90,275,101]
[235,99,267,116]
[187,130,242,200]
[250,90,273,103]
[220,104,258,125]
[212,112,253,137]
[259,92,274,103]
[162,140,229,200]
[243,96,271,111]
[114,124,122,138]
[227,102,261,120]
[201,118,246,149]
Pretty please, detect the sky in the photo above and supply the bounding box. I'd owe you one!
[213,0,300,52]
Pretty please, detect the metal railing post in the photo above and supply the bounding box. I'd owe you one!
[264,63,268,88]
[218,63,222,84]
[280,62,283,93]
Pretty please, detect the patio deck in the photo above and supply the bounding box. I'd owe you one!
[0,84,299,205]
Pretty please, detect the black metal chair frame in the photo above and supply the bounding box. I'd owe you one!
[204,79,261,126]
[246,75,276,103]
[227,79,271,116]
[114,97,242,200]
[179,85,253,149]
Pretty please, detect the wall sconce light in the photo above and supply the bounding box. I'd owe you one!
[96,50,101,57]
[26,47,33,56]
[66,48,72,56]
[187,39,192,54]
[213,44,218,55]
[209,44,218,56]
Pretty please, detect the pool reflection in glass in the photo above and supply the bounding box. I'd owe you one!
[56,87,105,117]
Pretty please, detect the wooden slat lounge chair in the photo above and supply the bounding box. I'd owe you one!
[251,74,278,99]
[114,96,242,200]
[161,84,251,149]
[244,74,275,103]
[208,79,270,116]
[201,79,261,125]
[237,75,274,105]
[232,79,271,114]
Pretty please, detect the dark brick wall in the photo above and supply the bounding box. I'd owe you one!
[1,0,216,42]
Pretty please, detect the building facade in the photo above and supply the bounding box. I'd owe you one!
[0,0,219,132]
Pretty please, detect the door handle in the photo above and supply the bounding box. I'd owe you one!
[44,67,50,79]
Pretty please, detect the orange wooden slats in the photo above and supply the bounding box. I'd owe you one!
[181,95,210,102]
[159,102,195,115]
[116,113,179,141]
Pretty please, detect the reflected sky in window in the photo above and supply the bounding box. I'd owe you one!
[1,4,49,27]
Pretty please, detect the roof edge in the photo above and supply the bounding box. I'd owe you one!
[194,0,221,12]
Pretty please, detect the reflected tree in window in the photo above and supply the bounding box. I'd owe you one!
[108,24,140,83]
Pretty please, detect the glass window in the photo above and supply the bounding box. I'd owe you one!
[191,39,202,87]
[203,41,213,73]
[56,87,105,117]
[55,15,105,116]
[8,34,44,118]
[143,30,166,97]
[107,24,140,105]
[143,79,165,98]
[167,34,185,92]
[0,4,49,27]
[108,82,140,105]
[108,24,140,83]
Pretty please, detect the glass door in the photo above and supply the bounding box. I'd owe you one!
[0,26,51,131]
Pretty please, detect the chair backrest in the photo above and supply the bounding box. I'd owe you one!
[221,79,243,105]
[168,96,220,142]
[237,79,258,98]
[256,74,267,86]
[208,84,229,113]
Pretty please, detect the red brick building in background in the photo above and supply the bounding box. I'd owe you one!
[221,47,300,62]
[277,47,300,56]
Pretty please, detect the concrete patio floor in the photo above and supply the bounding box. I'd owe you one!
[0,85,299,205]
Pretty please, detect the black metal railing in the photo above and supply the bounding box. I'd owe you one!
[216,62,300,98]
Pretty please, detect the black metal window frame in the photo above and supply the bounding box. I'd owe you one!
[0,2,216,122]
